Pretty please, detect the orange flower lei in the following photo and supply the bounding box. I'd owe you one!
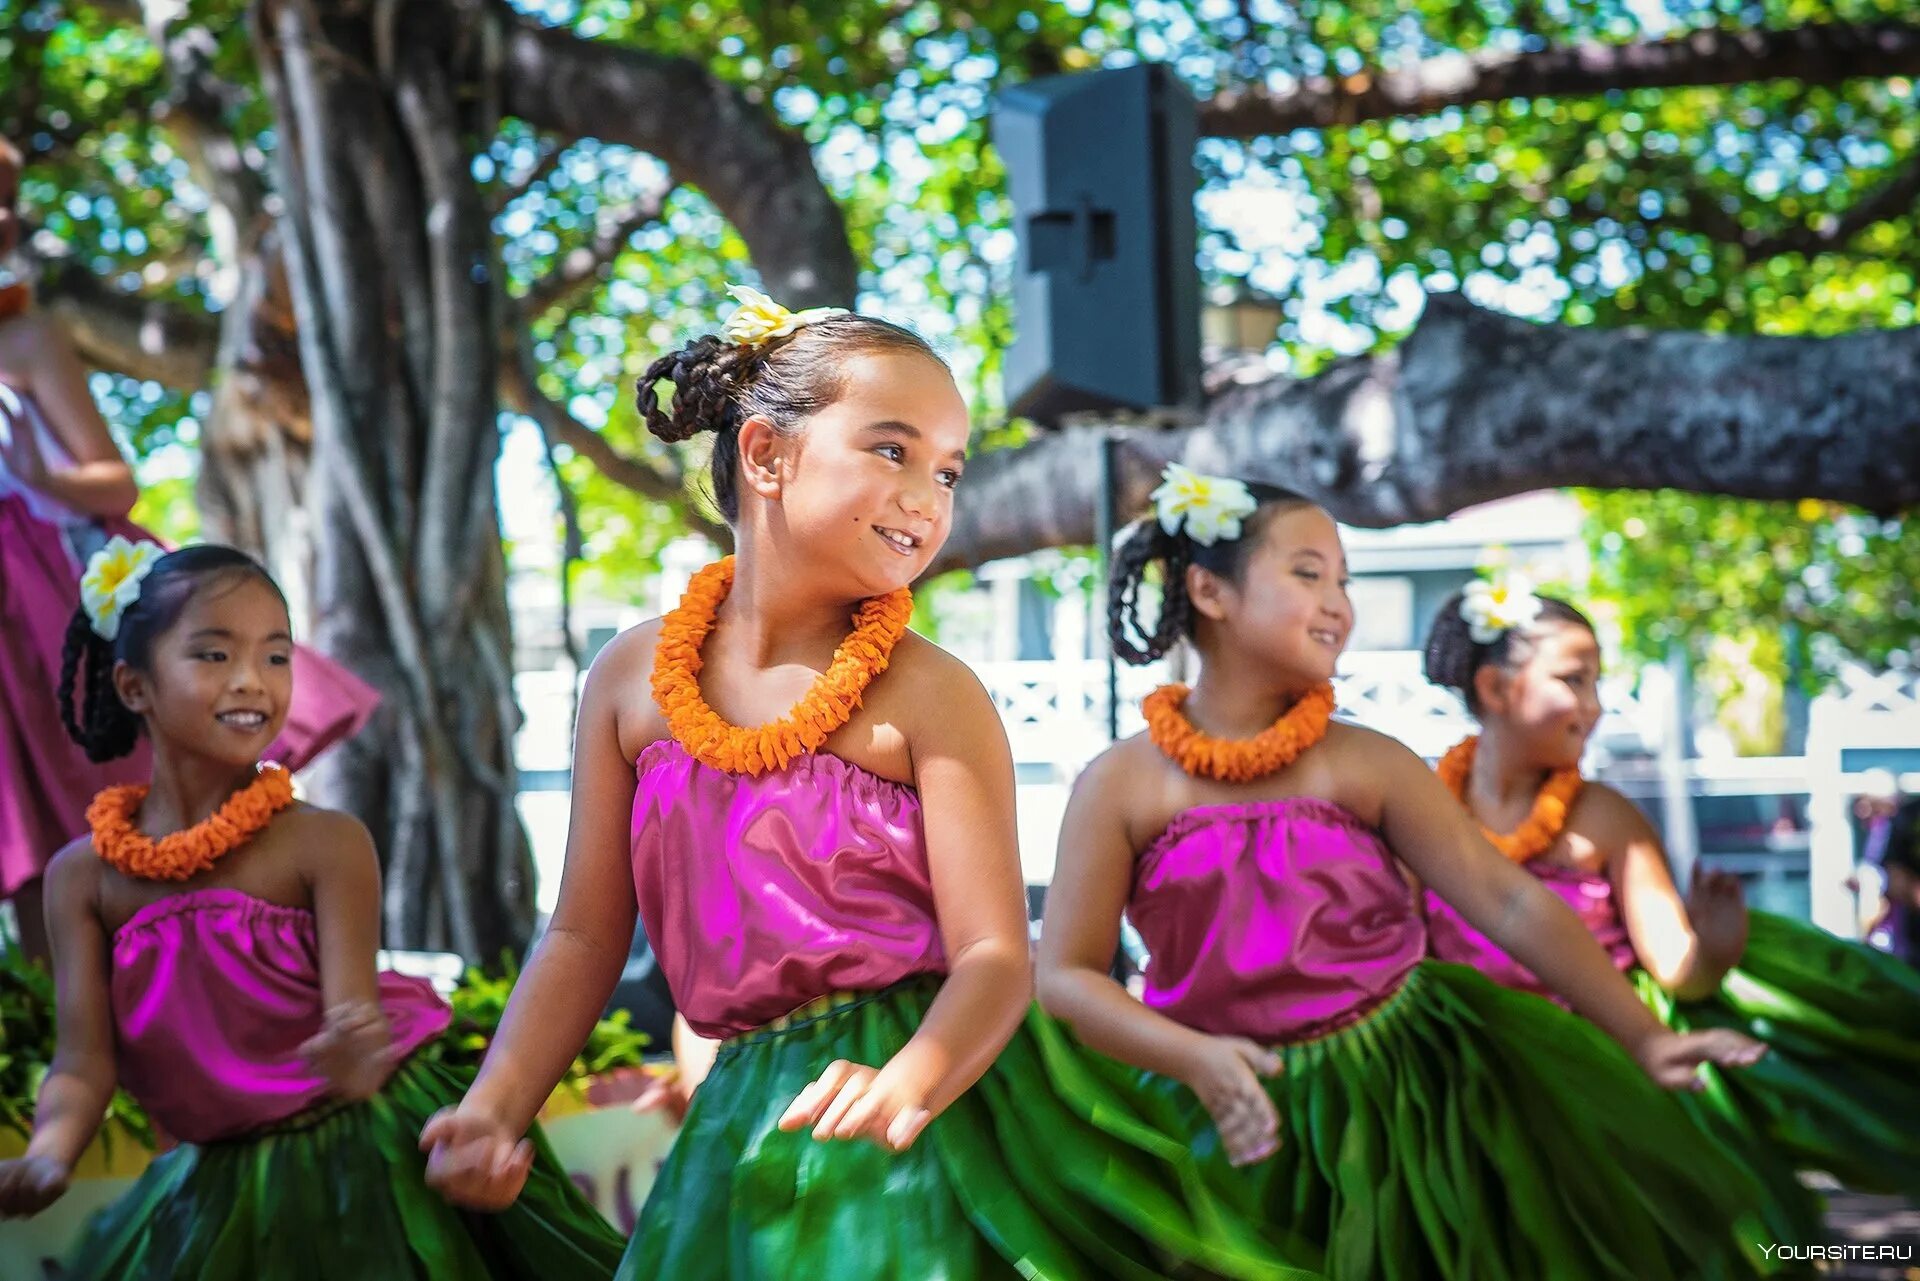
[651,556,914,776]
[0,283,30,322]
[1142,682,1336,783]
[1436,735,1583,863]
[87,764,296,881]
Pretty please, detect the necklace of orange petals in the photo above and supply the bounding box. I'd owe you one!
[651,556,914,776]
[88,764,295,881]
[0,283,30,322]
[1142,682,1336,783]
[1436,735,1583,863]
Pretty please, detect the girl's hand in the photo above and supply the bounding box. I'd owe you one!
[1686,869,1749,976]
[1635,1027,1767,1091]
[1179,1035,1284,1167]
[776,1059,933,1152]
[630,1064,693,1126]
[0,1155,71,1218]
[418,1106,535,1211]
[299,1000,397,1102]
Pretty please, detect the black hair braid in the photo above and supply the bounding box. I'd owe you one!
[58,610,141,762]
[1421,593,1481,694]
[1422,588,1598,714]
[1107,519,1194,667]
[638,335,764,445]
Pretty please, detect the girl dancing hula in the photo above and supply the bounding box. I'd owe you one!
[1423,574,1920,1247]
[422,289,1319,1280]
[1032,467,1778,1280]
[0,542,624,1279]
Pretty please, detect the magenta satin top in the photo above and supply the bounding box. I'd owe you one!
[630,739,947,1040]
[1128,798,1426,1044]
[1425,861,1638,1001]
[111,888,451,1144]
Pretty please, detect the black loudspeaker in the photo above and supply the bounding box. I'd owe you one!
[995,64,1201,425]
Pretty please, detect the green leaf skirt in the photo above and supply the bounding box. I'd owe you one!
[62,1052,628,1280]
[620,977,1323,1280]
[620,964,1777,1280]
[1032,961,1779,1281]
[1641,909,1920,1208]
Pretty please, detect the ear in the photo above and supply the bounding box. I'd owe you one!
[736,416,785,501]
[1184,561,1232,623]
[112,659,150,716]
[1471,662,1510,716]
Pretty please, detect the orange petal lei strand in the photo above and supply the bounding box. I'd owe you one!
[1435,735,1583,864]
[650,556,914,776]
[1142,682,1336,783]
[87,764,295,881]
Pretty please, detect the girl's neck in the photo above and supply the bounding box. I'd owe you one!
[722,542,876,666]
[139,748,264,833]
[1184,650,1322,738]
[1468,729,1555,812]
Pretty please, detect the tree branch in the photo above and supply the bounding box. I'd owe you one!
[493,2,857,308]
[497,344,732,548]
[931,292,1920,572]
[32,257,220,387]
[1200,21,1920,136]
[522,179,675,316]
[1709,151,1920,259]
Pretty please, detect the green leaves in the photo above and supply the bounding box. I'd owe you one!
[429,953,653,1087]
[0,948,154,1147]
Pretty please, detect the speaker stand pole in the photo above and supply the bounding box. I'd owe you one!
[1096,432,1121,743]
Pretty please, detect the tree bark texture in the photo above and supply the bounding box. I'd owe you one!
[932,293,1920,572]
[253,0,530,957]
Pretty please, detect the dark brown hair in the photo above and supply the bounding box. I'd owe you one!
[1107,482,1318,666]
[636,310,944,523]
[61,545,287,762]
[1423,589,1596,715]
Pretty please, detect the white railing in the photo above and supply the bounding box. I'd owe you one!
[1807,664,1920,934]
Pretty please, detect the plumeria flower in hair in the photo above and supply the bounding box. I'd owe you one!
[1458,569,1544,645]
[80,536,165,641]
[721,284,847,348]
[1151,462,1259,547]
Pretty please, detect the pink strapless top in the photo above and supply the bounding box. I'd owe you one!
[1128,798,1426,1044]
[111,888,451,1143]
[1425,861,1638,1001]
[630,739,947,1040]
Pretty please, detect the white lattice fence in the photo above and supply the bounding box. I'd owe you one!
[1808,664,1920,934]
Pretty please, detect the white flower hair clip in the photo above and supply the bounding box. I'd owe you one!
[1149,462,1259,547]
[721,284,848,348]
[80,536,166,642]
[1458,571,1543,645]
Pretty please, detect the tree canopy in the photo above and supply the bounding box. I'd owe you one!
[6,0,1916,949]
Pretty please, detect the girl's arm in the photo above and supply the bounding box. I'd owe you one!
[297,812,395,1101]
[1375,740,1762,1085]
[778,660,1029,1151]
[4,313,138,518]
[1034,748,1282,1166]
[1593,784,1746,1001]
[423,638,642,1207]
[4,847,116,1211]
